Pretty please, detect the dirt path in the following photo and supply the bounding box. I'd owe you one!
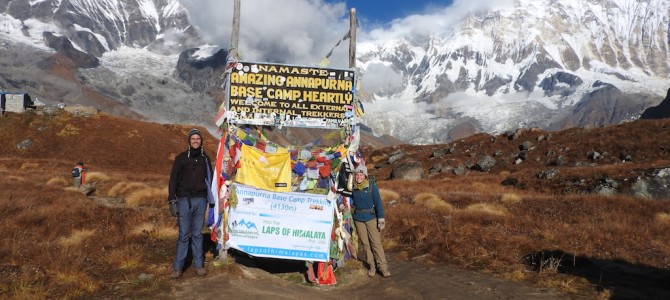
[161,255,569,300]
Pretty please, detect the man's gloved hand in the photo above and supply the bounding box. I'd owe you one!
[169,199,178,217]
[377,218,386,231]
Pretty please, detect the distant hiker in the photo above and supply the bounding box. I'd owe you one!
[71,161,86,188]
[351,164,390,278]
[167,128,214,279]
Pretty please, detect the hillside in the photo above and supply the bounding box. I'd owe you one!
[0,107,217,175]
[364,118,670,197]
[2,108,670,299]
[3,106,669,197]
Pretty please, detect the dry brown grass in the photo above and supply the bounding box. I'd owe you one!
[462,203,510,217]
[108,182,149,197]
[412,192,453,210]
[130,222,177,240]
[57,124,81,136]
[58,229,97,247]
[500,193,522,204]
[20,162,39,171]
[86,171,110,182]
[47,177,69,187]
[655,212,670,226]
[379,188,400,202]
[125,187,167,207]
[2,114,670,299]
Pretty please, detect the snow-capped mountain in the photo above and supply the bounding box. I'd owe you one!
[358,0,670,143]
[0,0,224,126]
[1,0,669,145]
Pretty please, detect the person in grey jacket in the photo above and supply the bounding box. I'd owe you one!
[351,164,390,277]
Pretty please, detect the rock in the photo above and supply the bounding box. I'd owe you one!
[453,165,466,176]
[520,141,533,151]
[429,163,443,174]
[41,32,100,68]
[494,150,503,157]
[501,177,518,186]
[588,150,602,160]
[475,155,496,172]
[596,186,617,196]
[554,156,566,166]
[514,158,523,165]
[431,150,446,159]
[138,273,154,281]
[631,168,670,199]
[390,161,424,180]
[176,48,229,92]
[508,128,523,141]
[388,150,405,164]
[537,135,545,142]
[81,182,96,196]
[370,150,388,164]
[575,161,596,167]
[17,139,33,149]
[537,169,560,180]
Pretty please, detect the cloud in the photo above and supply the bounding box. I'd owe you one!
[365,0,517,42]
[177,0,516,67]
[178,0,351,67]
[360,63,404,95]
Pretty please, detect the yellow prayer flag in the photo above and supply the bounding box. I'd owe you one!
[236,144,291,192]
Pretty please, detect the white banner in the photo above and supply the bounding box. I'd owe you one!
[226,183,334,262]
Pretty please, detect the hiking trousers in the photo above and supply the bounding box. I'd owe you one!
[173,197,206,271]
[354,218,388,273]
[73,176,81,188]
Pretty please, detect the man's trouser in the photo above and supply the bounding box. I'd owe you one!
[173,197,207,271]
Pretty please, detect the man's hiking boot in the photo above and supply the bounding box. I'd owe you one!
[169,270,182,279]
[195,268,207,276]
[367,268,376,277]
[381,269,391,278]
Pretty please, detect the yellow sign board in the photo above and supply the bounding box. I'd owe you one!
[227,62,356,128]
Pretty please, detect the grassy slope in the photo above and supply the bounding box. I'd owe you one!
[1,110,670,298]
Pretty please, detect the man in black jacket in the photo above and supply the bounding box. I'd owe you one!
[168,128,213,279]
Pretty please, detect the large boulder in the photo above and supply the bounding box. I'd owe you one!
[475,155,496,172]
[631,168,670,199]
[390,161,424,180]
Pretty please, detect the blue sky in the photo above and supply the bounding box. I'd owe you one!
[325,0,454,26]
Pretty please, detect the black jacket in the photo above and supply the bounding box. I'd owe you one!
[168,149,212,200]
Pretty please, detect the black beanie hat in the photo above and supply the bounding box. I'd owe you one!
[187,128,204,157]
[187,128,202,142]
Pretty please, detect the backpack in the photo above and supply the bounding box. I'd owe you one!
[368,175,377,186]
[71,167,80,177]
